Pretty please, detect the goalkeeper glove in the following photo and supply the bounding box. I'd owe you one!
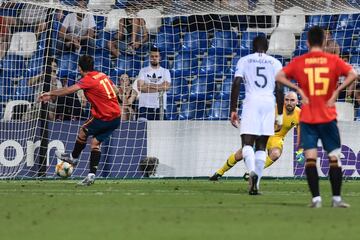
[295,149,305,164]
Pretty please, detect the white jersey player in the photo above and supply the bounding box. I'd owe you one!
[230,35,284,195]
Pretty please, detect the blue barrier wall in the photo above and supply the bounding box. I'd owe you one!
[0,121,147,178]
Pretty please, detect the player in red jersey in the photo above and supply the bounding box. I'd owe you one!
[38,55,121,186]
[276,26,358,208]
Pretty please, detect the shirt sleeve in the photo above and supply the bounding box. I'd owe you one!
[76,76,93,90]
[336,56,353,76]
[282,58,297,80]
[274,59,283,75]
[62,14,72,29]
[164,69,171,84]
[138,68,145,81]
[85,14,96,29]
[234,58,245,78]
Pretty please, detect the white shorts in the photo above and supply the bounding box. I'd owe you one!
[240,97,275,136]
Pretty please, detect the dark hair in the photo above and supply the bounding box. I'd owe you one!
[253,35,268,53]
[150,46,160,53]
[78,55,94,72]
[307,26,325,48]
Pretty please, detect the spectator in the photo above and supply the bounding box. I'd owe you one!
[108,18,148,57]
[27,60,62,120]
[137,47,171,121]
[118,73,137,121]
[324,30,340,55]
[17,3,47,36]
[0,15,16,59]
[57,0,96,54]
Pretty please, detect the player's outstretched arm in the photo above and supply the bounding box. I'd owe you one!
[230,76,241,128]
[275,70,308,105]
[38,84,81,102]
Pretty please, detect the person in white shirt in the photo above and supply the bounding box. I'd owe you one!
[230,35,284,195]
[137,47,171,120]
[18,3,47,35]
[57,0,96,53]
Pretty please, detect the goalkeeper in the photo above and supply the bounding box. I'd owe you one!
[210,91,303,181]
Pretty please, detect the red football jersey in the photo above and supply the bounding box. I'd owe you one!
[283,51,352,124]
[76,71,121,121]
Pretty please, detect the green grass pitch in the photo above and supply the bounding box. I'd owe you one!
[0,179,359,240]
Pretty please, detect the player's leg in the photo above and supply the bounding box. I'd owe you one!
[254,135,270,191]
[55,117,93,165]
[78,117,121,186]
[241,134,257,194]
[264,137,283,168]
[209,149,243,181]
[320,121,350,208]
[300,122,322,208]
[265,147,282,168]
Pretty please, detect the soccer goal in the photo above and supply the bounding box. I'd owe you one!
[0,0,359,179]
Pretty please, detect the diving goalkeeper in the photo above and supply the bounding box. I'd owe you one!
[210,91,303,181]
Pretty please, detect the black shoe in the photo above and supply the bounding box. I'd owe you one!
[243,172,249,181]
[209,173,222,181]
[248,173,258,195]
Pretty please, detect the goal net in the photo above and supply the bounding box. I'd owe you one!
[0,0,360,179]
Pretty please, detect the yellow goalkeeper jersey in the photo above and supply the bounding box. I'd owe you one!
[274,106,301,138]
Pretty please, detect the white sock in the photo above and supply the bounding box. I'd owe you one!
[332,196,342,202]
[312,196,322,203]
[242,145,255,173]
[255,150,266,189]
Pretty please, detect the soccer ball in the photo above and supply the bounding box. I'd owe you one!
[55,161,74,178]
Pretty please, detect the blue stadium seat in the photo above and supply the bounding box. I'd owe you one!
[170,52,198,78]
[57,53,79,83]
[13,78,34,102]
[228,56,241,75]
[351,38,360,54]
[356,108,360,121]
[153,32,180,55]
[93,54,112,75]
[215,75,245,100]
[355,14,360,33]
[113,0,127,9]
[94,15,106,31]
[189,75,215,101]
[60,0,78,6]
[114,54,141,78]
[336,14,358,30]
[198,55,227,77]
[237,31,266,56]
[182,31,208,55]
[165,102,179,120]
[0,55,26,78]
[305,15,334,30]
[331,30,353,54]
[349,55,360,69]
[0,77,15,102]
[167,77,188,102]
[293,31,308,56]
[159,26,181,34]
[179,101,206,120]
[208,31,238,56]
[26,48,45,78]
[207,99,230,120]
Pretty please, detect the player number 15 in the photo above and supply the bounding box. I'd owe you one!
[304,67,329,96]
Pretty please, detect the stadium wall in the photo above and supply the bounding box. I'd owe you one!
[1,122,360,178]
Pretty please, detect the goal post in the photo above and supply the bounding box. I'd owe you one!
[0,0,359,179]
